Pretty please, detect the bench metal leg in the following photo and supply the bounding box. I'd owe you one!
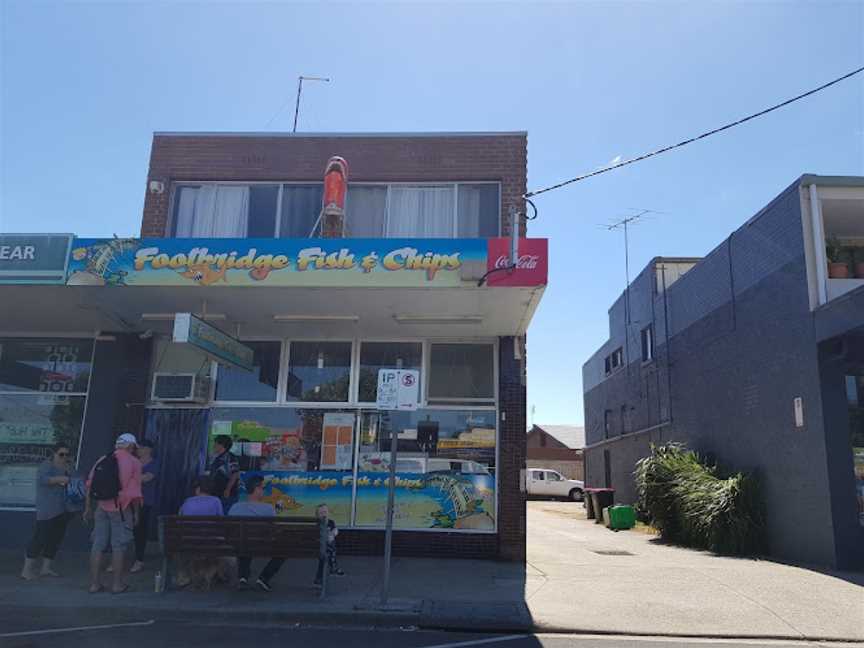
[160,556,169,594]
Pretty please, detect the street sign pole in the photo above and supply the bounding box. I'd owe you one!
[380,414,398,605]
[375,368,418,606]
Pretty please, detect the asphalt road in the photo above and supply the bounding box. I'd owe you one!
[0,617,858,648]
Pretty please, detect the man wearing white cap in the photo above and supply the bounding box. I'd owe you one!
[84,433,143,594]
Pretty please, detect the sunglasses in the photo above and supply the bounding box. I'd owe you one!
[56,452,70,457]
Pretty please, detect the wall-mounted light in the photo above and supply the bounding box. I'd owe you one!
[148,180,165,195]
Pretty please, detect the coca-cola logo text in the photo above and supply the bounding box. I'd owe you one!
[494,255,539,270]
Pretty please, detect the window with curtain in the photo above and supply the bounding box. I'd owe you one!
[344,183,499,239]
[387,186,455,237]
[344,185,387,237]
[280,184,324,238]
[173,185,279,237]
[171,181,499,239]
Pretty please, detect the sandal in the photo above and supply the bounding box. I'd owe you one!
[89,584,104,594]
[112,584,131,595]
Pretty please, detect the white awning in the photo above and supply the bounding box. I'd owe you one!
[0,284,545,339]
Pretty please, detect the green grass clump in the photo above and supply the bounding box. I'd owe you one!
[634,443,766,555]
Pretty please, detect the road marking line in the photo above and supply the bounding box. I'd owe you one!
[420,634,530,648]
[0,619,156,638]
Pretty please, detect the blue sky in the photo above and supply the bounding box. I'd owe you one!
[1,1,862,425]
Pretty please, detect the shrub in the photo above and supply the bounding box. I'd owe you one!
[634,443,766,556]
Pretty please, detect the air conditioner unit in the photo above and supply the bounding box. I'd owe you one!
[151,373,210,403]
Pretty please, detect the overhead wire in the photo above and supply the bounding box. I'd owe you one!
[524,65,864,199]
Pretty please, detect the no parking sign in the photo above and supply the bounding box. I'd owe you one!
[376,369,420,411]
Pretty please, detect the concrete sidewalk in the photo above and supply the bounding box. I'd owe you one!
[526,502,864,641]
[0,502,861,641]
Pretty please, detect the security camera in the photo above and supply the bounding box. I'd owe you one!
[148,180,165,195]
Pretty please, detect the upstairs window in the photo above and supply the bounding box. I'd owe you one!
[172,181,499,239]
[280,184,324,238]
[605,347,624,376]
[345,183,499,238]
[641,325,654,362]
[173,185,279,237]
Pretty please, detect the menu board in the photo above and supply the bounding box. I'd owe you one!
[320,413,355,470]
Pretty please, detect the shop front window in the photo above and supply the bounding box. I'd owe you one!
[286,342,352,403]
[0,339,93,393]
[0,338,93,509]
[428,343,495,405]
[209,407,356,526]
[215,341,281,402]
[207,406,497,532]
[355,409,496,531]
[358,342,422,403]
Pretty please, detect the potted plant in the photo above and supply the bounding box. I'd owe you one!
[826,236,850,279]
[855,247,864,279]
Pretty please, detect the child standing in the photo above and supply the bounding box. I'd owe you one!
[314,504,344,587]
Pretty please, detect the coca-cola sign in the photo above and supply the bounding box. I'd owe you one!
[486,239,548,287]
[494,254,540,270]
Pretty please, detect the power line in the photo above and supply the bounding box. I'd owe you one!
[525,65,864,199]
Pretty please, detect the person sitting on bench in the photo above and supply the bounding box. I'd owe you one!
[228,475,284,592]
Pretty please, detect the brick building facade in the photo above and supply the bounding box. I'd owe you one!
[141,133,528,239]
[0,132,546,564]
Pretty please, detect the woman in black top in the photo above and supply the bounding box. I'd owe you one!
[210,435,240,513]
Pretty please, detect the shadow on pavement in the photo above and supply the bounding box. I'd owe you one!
[0,543,539,637]
[645,535,864,586]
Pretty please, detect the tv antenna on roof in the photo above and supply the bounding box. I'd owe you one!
[600,209,663,325]
[293,75,330,133]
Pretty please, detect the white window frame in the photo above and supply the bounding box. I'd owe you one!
[426,340,499,407]
[163,334,500,534]
[355,338,425,406]
[168,180,502,239]
[283,339,355,407]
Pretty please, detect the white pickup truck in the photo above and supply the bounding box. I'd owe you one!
[526,468,584,501]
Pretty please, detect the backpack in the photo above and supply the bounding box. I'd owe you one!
[90,453,121,502]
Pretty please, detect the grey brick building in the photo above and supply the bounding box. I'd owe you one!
[582,175,864,570]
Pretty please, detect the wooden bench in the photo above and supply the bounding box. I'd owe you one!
[158,515,327,596]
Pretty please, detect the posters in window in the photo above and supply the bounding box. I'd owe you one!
[238,468,495,531]
[320,412,355,470]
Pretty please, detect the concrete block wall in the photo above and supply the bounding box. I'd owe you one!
[582,180,847,567]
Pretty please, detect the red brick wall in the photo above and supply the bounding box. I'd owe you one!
[141,133,528,238]
[526,447,584,461]
[527,427,571,450]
